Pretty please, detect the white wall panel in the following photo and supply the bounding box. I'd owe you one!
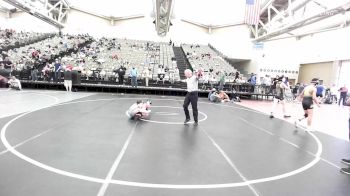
[0,12,57,32]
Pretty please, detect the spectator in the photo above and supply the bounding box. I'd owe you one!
[54,59,61,83]
[316,84,325,98]
[64,65,73,92]
[248,73,257,93]
[218,71,225,90]
[130,67,138,87]
[143,67,151,87]
[293,83,300,99]
[270,75,279,94]
[157,66,165,84]
[297,83,305,97]
[234,71,239,82]
[339,84,348,106]
[270,76,291,118]
[261,75,271,94]
[116,66,126,85]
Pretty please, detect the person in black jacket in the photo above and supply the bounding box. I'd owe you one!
[116,66,126,85]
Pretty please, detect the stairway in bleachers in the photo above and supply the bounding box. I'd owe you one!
[173,46,190,80]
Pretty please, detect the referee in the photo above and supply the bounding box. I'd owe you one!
[183,69,201,126]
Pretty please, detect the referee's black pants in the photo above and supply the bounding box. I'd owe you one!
[183,91,198,122]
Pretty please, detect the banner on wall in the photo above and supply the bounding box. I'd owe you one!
[244,0,261,25]
[253,42,264,49]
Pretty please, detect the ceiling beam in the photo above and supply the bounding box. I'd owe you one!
[254,1,350,42]
[71,6,144,24]
[70,6,109,20]
[154,0,173,36]
[2,0,65,28]
[260,0,276,15]
[181,19,208,29]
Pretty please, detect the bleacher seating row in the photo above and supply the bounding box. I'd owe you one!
[1,33,265,97]
[60,38,180,82]
[182,44,238,83]
[0,28,54,53]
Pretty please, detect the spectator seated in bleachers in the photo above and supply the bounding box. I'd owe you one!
[0,28,52,52]
[182,44,236,83]
[156,66,165,84]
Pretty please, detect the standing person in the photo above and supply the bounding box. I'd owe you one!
[297,83,305,97]
[42,63,51,82]
[143,67,150,87]
[117,66,125,85]
[295,78,321,132]
[269,76,291,118]
[316,83,325,99]
[53,59,61,83]
[340,97,350,174]
[292,83,300,99]
[270,75,279,95]
[218,71,225,91]
[248,73,257,93]
[338,84,348,106]
[264,75,272,95]
[64,65,73,92]
[234,71,240,82]
[183,69,201,126]
[130,67,138,87]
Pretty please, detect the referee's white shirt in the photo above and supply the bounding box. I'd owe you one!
[186,75,198,92]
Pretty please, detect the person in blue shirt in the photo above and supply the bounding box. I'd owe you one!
[248,73,256,93]
[316,84,325,98]
[130,67,138,87]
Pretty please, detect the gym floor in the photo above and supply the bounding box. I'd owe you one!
[0,89,349,196]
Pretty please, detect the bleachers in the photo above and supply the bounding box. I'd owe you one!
[1,33,272,100]
[0,33,92,82]
[61,38,179,83]
[0,28,53,53]
[182,44,237,84]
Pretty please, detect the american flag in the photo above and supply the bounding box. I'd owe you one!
[245,0,261,25]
